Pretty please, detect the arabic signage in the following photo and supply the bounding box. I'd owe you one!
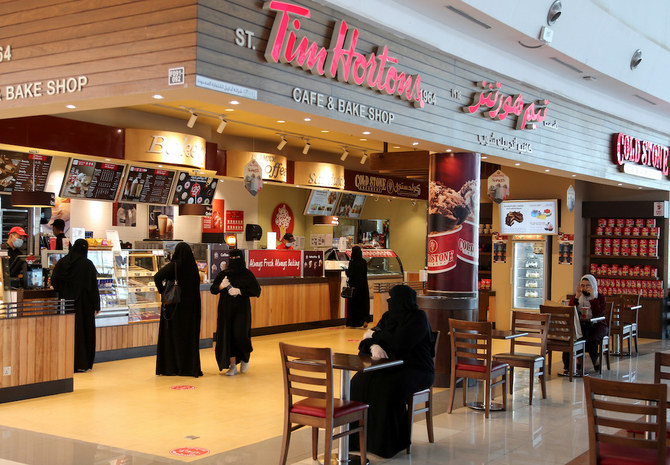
[294,161,345,189]
[344,170,427,199]
[125,129,206,169]
[477,132,532,154]
[227,150,287,182]
[614,132,669,177]
[247,249,302,277]
[464,80,548,130]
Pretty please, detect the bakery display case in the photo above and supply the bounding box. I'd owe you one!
[113,250,166,324]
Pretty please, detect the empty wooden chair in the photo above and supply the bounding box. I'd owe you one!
[278,343,368,465]
[406,330,440,454]
[620,293,642,354]
[597,302,613,374]
[584,376,668,465]
[540,305,585,382]
[610,295,633,356]
[493,311,550,405]
[447,319,508,418]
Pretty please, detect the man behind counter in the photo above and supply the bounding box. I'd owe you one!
[276,233,295,250]
[2,226,28,287]
[52,219,68,250]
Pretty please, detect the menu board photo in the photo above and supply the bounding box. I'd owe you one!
[120,166,176,205]
[172,172,218,205]
[60,158,126,201]
[334,193,366,218]
[500,199,558,235]
[0,150,52,192]
[303,189,341,216]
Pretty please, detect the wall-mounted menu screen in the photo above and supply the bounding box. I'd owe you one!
[334,193,366,218]
[60,158,126,201]
[0,150,52,192]
[171,172,218,205]
[500,199,558,235]
[120,166,176,205]
[304,189,341,216]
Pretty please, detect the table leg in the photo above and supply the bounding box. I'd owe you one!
[337,368,351,465]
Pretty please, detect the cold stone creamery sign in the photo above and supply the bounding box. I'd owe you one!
[614,132,669,179]
[226,151,287,182]
[125,129,205,169]
[263,1,427,110]
[344,169,427,199]
[294,161,344,189]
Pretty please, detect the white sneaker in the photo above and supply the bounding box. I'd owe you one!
[224,365,237,376]
[240,361,249,373]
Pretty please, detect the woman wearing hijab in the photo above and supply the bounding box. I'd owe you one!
[345,245,370,327]
[210,249,261,376]
[350,284,435,458]
[153,242,202,377]
[51,239,100,372]
[566,274,608,373]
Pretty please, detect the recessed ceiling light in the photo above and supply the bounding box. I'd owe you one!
[638,186,643,189]
[545,169,550,172]
[362,131,371,135]
[152,94,164,99]
[515,163,521,166]
[224,108,235,112]
[617,183,622,186]
[277,120,285,123]
[158,165,163,168]
[393,146,400,149]
[105,158,110,161]
[446,149,452,152]
[321,130,329,133]
[360,138,367,141]
[66,104,76,109]
[229,100,240,105]
[304,117,311,122]
[481,156,487,159]
[412,142,419,146]
[572,174,577,177]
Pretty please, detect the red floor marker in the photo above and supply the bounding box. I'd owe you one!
[170,447,209,457]
[170,385,196,390]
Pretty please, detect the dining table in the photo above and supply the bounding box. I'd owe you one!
[332,353,403,465]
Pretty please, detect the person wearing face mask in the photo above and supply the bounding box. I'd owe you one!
[2,226,28,288]
[276,233,295,250]
[564,274,608,374]
[210,249,261,376]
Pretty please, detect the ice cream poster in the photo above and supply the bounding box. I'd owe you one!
[244,158,263,197]
[271,203,294,240]
[487,170,509,204]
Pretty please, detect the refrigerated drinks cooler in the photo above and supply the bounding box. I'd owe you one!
[512,239,548,309]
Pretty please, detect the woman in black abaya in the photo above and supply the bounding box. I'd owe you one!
[210,249,261,376]
[345,246,370,327]
[52,239,100,372]
[350,284,435,458]
[153,242,202,377]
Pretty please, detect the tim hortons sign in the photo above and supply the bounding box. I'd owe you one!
[263,1,426,108]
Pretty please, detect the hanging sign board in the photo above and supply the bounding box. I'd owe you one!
[486,170,509,204]
[227,151,287,183]
[243,159,263,196]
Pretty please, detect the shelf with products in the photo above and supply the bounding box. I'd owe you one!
[590,255,659,260]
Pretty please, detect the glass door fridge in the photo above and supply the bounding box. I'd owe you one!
[512,239,548,309]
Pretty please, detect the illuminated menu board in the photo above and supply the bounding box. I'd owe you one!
[0,150,52,192]
[120,166,176,205]
[171,172,218,205]
[304,189,340,216]
[60,159,126,201]
[334,193,366,219]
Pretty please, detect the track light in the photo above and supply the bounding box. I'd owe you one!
[302,140,311,155]
[277,135,287,150]
[186,110,198,128]
[216,117,227,133]
[340,148,349,161]
[630,49,643,70]
[360,152,368,164]
[547,0,562,25]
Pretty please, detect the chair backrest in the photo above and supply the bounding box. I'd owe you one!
[509,311,550,357]
[654,352,670,386]
[584,377,667,465]
[539,305,576,345]
[279,343,333,415]
[609,295,631,329]
[448,319,492,368]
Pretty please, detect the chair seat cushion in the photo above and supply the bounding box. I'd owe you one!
[599,442,670,465]
[493,353,544,363]
[456,360,508,373]
[291,398,368,418]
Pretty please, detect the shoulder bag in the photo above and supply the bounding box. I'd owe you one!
[161,262,182,307]
[341,279,355,299]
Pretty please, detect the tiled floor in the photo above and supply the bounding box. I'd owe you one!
[0,327,665,465]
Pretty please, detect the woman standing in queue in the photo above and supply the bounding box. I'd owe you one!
[350,284,435,458]
[345,245,370,327]
[210,249,261,376]
[153,242,203,377]
[51,239,101,372]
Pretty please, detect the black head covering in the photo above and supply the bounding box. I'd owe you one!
[52,239,90,284]
[387,284,419,317]
[228,248,246,272]
[172,242,198,282]
[70,239,89,261]
[350,245,363,261]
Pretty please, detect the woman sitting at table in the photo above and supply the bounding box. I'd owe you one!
[565,274,608,373]
[350,284,435,458]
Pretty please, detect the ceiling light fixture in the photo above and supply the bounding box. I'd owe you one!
[152,94,164,99]
[229,100,240,105]
[304,117,311,122]
[360,152,368,165]
[547,0,562,25]
[630,49,643,70]
[277,135,288,150]
[340,148,349,161]
[216,117,227,133]
[412,142,419,146]
[66,104,76,109]
[186,110,198,128]
[302,139,311,155]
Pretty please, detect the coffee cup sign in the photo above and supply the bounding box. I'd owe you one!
[487,170,509,204]
[149,207,174,240]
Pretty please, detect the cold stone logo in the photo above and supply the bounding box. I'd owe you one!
[355,174,386,193]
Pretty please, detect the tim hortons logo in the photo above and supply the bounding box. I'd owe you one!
[263,1,425,108]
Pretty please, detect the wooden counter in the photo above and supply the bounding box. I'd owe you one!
[0,313,75,403]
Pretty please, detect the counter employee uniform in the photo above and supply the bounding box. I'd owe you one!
[276,233,295,249]
[2,226,28,287]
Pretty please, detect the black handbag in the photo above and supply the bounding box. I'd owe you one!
[161,262,181,307]
[341,281,355,299]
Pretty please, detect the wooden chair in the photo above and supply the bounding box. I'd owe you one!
[610,295,634,356]
[447,319,508,418]
[584,376,668,465]
[278,343,368,465]
[540,305,585,382]
[406,330,440,454]
[597,302,613,374]
[620,293,642,354]
[492,311,550,405]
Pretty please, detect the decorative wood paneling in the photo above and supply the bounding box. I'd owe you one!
[0,314,74,388]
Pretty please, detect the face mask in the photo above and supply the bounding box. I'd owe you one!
[582,291,590,297]
[13,238,23,248]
